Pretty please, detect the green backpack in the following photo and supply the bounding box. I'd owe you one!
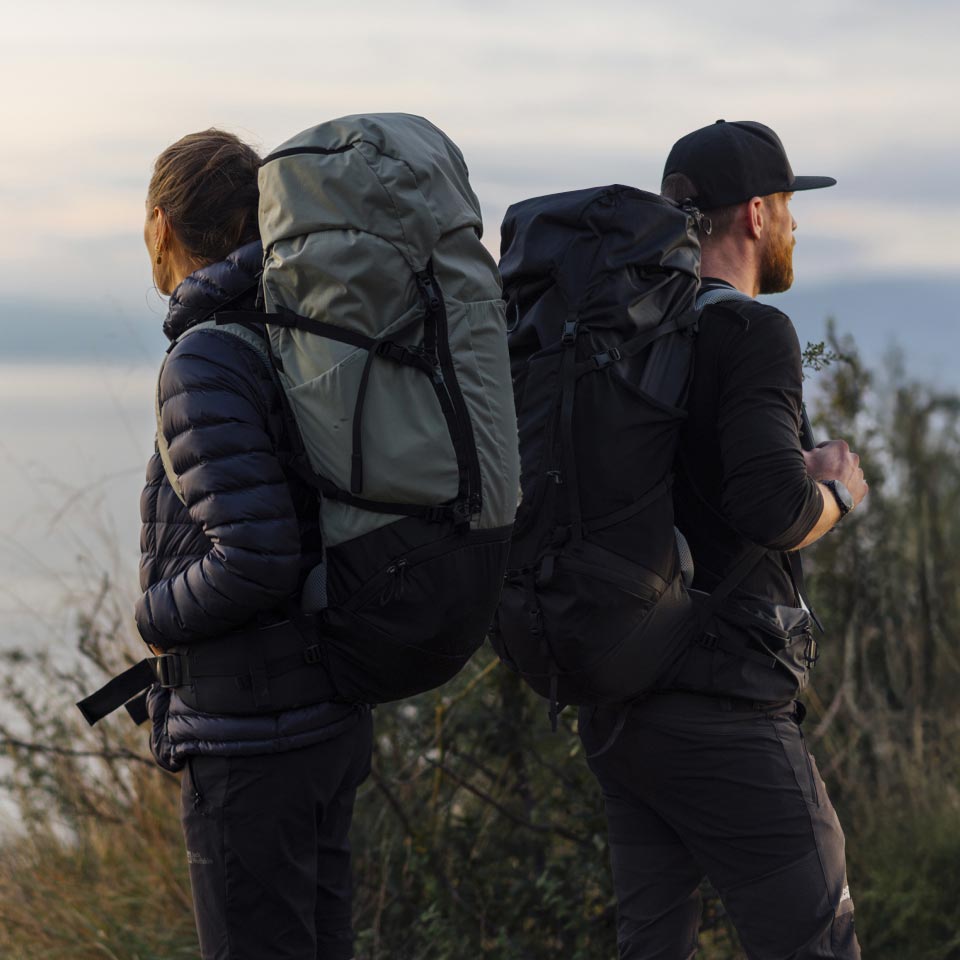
[79,114,519,725]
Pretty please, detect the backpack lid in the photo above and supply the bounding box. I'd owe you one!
[499,185,701,312]
[259,113,483,274]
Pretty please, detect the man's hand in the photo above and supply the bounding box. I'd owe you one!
[789,439,868,549]
[803,439,869,509]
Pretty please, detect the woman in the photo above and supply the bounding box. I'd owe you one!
[139,129,371,960]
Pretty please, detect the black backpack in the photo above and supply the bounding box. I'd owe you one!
[490,185,765,726]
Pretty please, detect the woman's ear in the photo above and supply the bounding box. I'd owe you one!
[153,206,168,260]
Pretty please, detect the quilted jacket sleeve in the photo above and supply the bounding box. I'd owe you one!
[135,330,301,648]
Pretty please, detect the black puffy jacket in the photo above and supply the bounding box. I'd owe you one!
[138,242,365,766]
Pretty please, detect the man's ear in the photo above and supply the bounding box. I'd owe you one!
[746,196,764,241]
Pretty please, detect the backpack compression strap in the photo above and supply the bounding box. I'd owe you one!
[214,302,478,527]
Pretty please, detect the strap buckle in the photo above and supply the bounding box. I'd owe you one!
[590,347,622,370]
[561,318,579,345]
[375,340,406,362]
[155,653,185,688]
[303,644,324,665]
[416,271,441,312]
[375,341,428,368]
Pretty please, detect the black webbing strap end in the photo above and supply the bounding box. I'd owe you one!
[585,701,634,760]
[548,672,561,733]
[76,658,159,727]
[787,550,823,633]
[537,553,556,586]
[124,690,150,726]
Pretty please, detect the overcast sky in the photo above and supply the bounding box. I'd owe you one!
[1,0,958,345]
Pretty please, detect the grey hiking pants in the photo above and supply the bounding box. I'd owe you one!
[580,693,860,959]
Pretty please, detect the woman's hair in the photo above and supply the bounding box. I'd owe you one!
[147,129,261,263]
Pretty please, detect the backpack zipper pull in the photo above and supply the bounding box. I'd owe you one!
[380,560,409,604]
[188,759,203,810]
[394,559,408,597]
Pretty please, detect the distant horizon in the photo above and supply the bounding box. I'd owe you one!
[4,272,956,391]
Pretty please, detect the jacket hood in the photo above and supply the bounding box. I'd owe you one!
[163,241,263,341]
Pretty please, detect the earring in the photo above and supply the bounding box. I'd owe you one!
[156,251,162,264]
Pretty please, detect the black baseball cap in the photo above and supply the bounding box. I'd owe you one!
[662,119,836,209]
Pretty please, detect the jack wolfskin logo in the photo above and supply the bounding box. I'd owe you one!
[187,850,213,865]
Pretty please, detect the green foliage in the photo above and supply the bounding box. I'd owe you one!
[800,321,960,958]
[350,660,614,959]
[0,579,196,960]
[850,801,960,959]
[802,332,849,375]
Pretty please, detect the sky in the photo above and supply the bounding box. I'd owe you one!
[1,0,958,362]
[0,0,958,645]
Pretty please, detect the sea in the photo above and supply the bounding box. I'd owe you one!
[0,363,156,653]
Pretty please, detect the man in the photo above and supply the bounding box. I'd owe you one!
[579,120,868,958]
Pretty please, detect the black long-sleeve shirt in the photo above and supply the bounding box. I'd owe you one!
[671,280,824,699]
[675,280,823,604]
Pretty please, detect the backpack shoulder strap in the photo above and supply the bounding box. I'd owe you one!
[155,318,273,505]
[695,286,753,309]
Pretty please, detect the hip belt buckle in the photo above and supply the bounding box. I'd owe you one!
[155,653,186,688]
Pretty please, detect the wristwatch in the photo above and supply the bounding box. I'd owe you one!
[823,479,854,518]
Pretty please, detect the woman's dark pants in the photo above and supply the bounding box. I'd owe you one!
[180,711,373,960]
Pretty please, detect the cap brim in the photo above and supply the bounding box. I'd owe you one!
[790,175,837,192]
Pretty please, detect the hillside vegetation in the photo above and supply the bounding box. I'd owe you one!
[2,326,959,959]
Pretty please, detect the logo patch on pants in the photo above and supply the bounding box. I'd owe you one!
[187,850,213,866]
